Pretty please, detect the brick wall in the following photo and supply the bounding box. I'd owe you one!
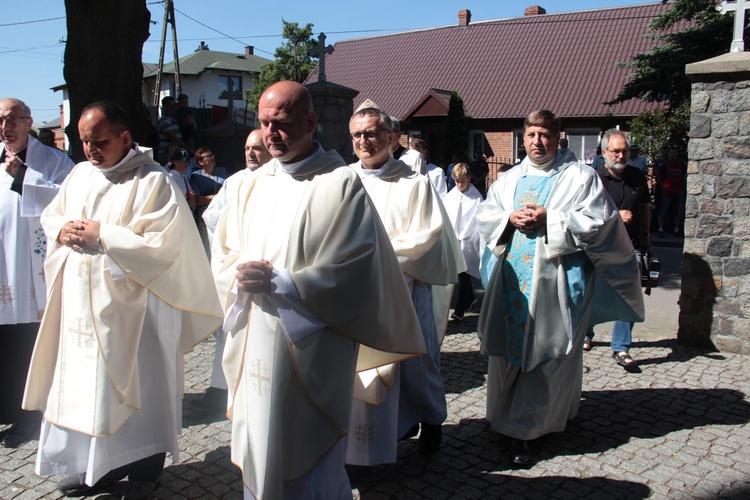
[484,131,514,162]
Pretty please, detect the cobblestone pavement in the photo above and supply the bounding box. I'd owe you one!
[2,315,749,499]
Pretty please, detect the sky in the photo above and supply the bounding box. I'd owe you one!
[1,0,653,124]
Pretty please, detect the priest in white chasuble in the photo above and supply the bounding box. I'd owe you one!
[476,109,644,467]
[22,101,223,498]
[347,107,465,466]
[211,81,425,500]
[0,98,74,449]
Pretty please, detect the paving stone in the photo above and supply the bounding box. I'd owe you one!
[2,312,750,499]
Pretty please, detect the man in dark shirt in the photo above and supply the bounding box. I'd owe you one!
[585,129,650,371]
[468,151,489,198]
[175,93,197,152]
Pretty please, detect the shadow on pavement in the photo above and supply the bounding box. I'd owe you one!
[355,385,747,499]
[557,387,749,454]
[353,426,653,498]
[441,350,487,395]
[182,394,230,426]
[160,445,243,499]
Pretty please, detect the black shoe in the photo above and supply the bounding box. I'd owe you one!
[193,387,228,411]
[58,465,129,497]
[510,439,531,467]
[418,423,442,454]
[398,423,419,441]
[1,420,40,448]
[450,311,464,322]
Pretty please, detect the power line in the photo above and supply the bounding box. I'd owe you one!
[0,16,65,28]
[171,6,249,49]
[0,43,62,56]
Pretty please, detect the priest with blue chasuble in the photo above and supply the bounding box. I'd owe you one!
[476,110,644,466]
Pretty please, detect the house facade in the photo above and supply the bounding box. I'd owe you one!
[142,43,270,123]
[305,3,677,169]
[52,44,270,149]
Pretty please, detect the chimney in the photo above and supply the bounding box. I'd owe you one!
[245,46,254,55]
[458,9,471,26]
[195,41,210,52]
[524,5,546,16]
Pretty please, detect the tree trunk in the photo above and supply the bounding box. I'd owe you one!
[64,0,151,162]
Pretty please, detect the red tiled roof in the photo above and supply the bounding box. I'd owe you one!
[306,3,677,120]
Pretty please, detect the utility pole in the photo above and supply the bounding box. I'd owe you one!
[154,0,181,106]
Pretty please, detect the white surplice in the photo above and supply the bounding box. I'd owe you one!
[203,167,254,246]
[426,162,447,198]
[202,168,257,391]
[0,136,74,325]
[442,182,483,279]
[347,158,465,465]
[212,147,425,499]
[23,148,223,486]
[398,148,427,176]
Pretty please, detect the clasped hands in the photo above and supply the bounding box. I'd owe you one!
[58,220,101,254]
[236,260,274,295]
[509,203,547,234]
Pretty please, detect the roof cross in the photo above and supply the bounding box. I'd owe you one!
[309,33,335,82]
[718,0,750,52]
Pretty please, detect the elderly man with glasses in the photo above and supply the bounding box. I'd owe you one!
[583,129,651,371]
[346,106,464,466]
[0,98,74,448]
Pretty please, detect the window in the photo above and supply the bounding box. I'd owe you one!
[219,76,242,100]
[566,130,600,164]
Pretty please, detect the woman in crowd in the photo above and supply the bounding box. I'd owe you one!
[167,148,196,211]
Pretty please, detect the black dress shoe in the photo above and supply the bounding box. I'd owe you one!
[510,439,531,466]
[398,423,419,441]
[418,423,442,454]
[1,420,40,448]
[57,465,129,496]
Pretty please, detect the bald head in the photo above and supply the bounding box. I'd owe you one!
[258,81,317,163]
[261,81,314,114]
[0,98,33,151]
[245,129,271,170]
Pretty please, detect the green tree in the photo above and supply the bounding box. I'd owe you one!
[608,0,735,109]
[629,102,690,161]
[245,20,318,111]
[608,1,742,160]
[442,90,469,164]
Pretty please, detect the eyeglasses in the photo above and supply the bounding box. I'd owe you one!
[607,149,629,157]
[202,154,215,159]
[0,116,30,127]
[350,129,390,141]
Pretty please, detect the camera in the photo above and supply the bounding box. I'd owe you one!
[640,252,660,288]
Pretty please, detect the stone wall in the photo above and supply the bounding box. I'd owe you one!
[683,53,750,354]
[306,81,358,163]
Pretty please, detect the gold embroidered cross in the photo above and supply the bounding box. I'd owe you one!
[0,285,15,304]
[354,424,375,444]
[248,358,271,396]
[68,317,93,347]
[76,257,90,278]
